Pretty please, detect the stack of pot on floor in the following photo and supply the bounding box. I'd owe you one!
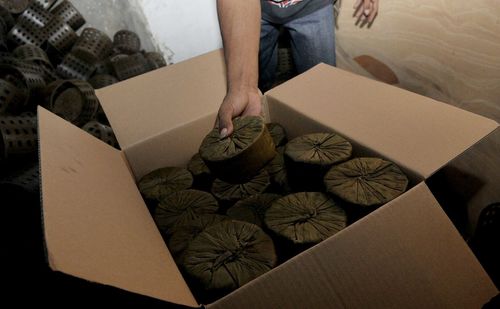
[0,0,167,195]
[138,116,410,303]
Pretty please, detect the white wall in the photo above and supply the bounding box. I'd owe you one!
[138,0,223,63]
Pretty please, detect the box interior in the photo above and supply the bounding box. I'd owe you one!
[39,50,499,307]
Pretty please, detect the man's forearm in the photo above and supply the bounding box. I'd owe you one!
[217,0,261,92]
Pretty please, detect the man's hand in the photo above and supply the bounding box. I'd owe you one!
[354,0,379,24]
[217,87,262,138]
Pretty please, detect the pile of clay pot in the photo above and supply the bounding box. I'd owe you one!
[0,0,167,194]
[138,116,409,302]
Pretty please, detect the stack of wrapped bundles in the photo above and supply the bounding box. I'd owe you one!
[137,115,409,302]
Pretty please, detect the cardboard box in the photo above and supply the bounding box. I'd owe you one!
[38,50,499,308]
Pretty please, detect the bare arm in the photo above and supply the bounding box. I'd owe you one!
[216,0,262,138]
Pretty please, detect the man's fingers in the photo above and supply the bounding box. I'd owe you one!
[363,0,371,13]
[355,1,370,19]
[217,89,261,138]
[217,103,234,138]
[355,0,378,24]
[218,115,233,138]
[368,0,378,23]
[353,0,363,17]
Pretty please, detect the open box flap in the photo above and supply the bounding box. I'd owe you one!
[209,182,497,309]
[38,107,198,307]
[265,64,499,179]
[95,49,227,151]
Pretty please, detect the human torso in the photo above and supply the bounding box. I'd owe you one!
[261,0,332,23]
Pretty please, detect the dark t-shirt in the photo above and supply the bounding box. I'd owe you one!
[261,0,332,24]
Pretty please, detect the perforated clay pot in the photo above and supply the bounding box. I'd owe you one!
[72,27,112,63]
[56,52,96,80]
[111,52,150,81]
[33,0,57,11]
[13,43,51,67]
[7,20,47,47]
[0,114,37,159]
[0,0,32,15]
[43,16,78,58]
[113,29,140,55]
[88,74,118,90]
[82,120,119,148]
[50,0,85,31]
[144,51,167,70]
[17,2,52,30]
[0,63,46,109]
[0,77,28,114]
[46,79,99,126]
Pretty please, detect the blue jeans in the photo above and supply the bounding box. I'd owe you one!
[259,4,336,90]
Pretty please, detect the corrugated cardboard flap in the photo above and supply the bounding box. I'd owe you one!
[96,49,227,151]
[209,183,497,309]
[38,107,198,307]
[266,64,499,179]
